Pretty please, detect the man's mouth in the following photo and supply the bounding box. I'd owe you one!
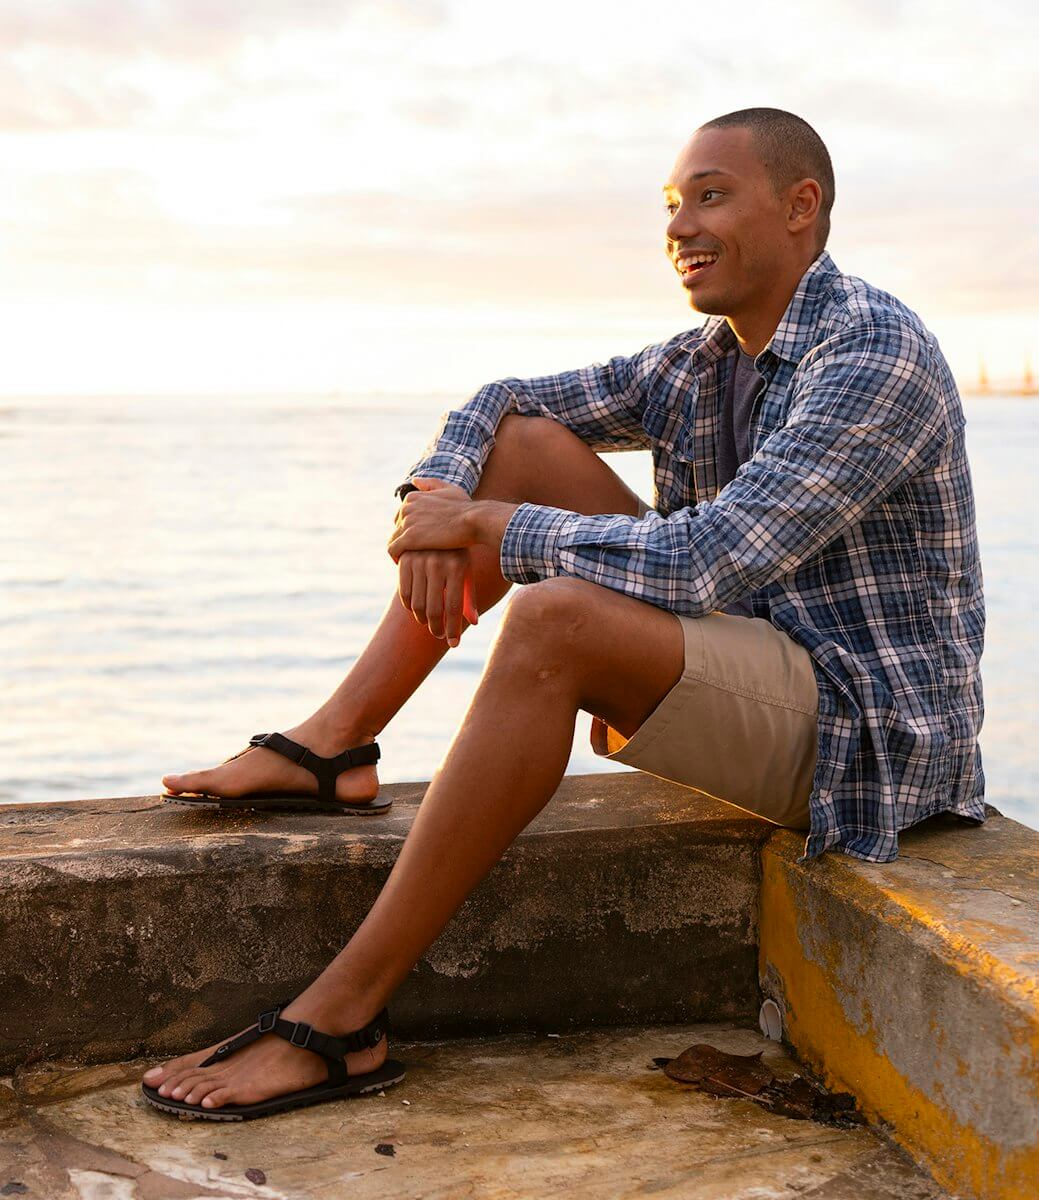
[675,251,719,284]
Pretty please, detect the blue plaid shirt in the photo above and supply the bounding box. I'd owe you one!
[401,251,987,864]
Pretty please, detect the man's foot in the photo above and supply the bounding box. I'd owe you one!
[141,996,388,1112]
[161,712,380,806]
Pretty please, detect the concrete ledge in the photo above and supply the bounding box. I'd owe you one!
[0,773,775,1072]
[758,806,1038,1200]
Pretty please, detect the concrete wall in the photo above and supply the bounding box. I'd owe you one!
[0,773,771,1071]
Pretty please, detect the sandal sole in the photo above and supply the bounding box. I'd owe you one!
[141,1060,406,1121]
[160,793,392,815]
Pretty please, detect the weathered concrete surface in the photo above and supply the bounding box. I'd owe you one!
[759,809,1039,1200]
[0,774,775,1072]
[0,1022,954,1199]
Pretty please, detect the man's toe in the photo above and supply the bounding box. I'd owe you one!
[145,1051,196,1085]
[164,770,213,795]
[184,1077,224,1106]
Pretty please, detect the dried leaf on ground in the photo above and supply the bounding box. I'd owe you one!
[654,1044,863,1127]
[759,1075,865,1125]
[660,1043,774,1094]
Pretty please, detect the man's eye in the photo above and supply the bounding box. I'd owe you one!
[702,189,721,201]
[664,202,679,216]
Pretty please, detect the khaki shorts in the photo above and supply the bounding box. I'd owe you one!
[589,498,819,831]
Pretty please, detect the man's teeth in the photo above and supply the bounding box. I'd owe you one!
[677,253,719,271]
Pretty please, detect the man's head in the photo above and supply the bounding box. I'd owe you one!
[663,108,834,324]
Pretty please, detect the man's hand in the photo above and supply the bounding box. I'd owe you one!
[391,479,485,646]
[388,477,519,559]
[397,548,477,646]
[388,477,482,558]
[389,478,520,645]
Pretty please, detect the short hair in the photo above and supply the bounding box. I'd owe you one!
[698,107,835,251]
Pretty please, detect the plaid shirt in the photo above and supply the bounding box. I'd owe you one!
[401,251,987,864]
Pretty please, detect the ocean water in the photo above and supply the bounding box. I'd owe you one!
[2,392,1036,833]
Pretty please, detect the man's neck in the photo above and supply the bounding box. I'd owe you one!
[725,251,820,358]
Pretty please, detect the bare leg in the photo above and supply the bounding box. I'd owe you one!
[148,576,685,1110]
[162,415,647,803]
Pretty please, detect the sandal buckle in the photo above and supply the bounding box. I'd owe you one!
[257,1008,279,1034]
[289,1021,313,1049]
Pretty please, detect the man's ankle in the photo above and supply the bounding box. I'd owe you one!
[312,707,379,750]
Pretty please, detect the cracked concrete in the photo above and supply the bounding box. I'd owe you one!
[0,1023,954,1200]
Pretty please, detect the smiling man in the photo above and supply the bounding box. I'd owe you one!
[151,107,987,1121]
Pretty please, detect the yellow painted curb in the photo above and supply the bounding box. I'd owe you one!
[759,824,1039,1200]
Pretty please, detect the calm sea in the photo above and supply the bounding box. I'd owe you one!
[2,392,1035,833]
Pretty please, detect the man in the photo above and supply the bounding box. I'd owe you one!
[150,108,986,1119]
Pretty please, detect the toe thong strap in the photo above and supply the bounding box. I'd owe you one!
[197,997,295,1068]
[249,732,381,806]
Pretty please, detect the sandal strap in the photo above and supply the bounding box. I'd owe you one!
[198,999,390,1086]
[249,732,381,806]
[197,995,296,1067]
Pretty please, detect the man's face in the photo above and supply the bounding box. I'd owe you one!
[663,126,789,317]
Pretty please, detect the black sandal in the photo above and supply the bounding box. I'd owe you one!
[161,731,392,814]
[141,999,406,1121]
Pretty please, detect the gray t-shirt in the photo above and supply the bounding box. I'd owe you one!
[716,349,763,618]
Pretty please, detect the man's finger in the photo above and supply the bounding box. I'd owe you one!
[444,570,464,647]
[387,520,416,560]
[462,569,479,626]
[398,554,413,614]
[425,569,445,639]
[409,557,428,626]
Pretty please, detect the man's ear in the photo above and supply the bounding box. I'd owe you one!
[787,178,822,235]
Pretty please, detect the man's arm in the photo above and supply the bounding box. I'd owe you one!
[494,320,950,615]
[395,336,684,498]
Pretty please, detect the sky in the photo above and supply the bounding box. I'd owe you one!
[1,0,1036,397]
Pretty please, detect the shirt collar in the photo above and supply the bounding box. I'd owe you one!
[683,249,841,368]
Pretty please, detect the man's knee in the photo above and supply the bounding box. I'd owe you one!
[487,414,581,472]
[486,580,596,689]
[497,579,597,654]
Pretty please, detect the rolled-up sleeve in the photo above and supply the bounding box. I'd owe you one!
[500,320,950,614]
[398,338,681,496]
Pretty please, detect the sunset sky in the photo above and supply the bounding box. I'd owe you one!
[2,0,1036,396]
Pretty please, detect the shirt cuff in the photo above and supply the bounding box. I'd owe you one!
[499,503,580,584]
[399,453,479,497]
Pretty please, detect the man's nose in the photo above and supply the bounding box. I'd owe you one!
[666,208,699,249]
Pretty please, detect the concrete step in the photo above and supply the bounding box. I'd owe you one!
[759,809,1039,1200]
[0,773,774,1071]
[0,1022,953,1199]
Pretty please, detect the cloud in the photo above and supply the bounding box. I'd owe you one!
[0,0,450,131]
[0,165,673,312]
[0,58,152,130]
[0,1,447,60]
[0,0,1034,387]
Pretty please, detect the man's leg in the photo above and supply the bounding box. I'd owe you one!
[162,414,648,803]
[148,575,686,1110]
